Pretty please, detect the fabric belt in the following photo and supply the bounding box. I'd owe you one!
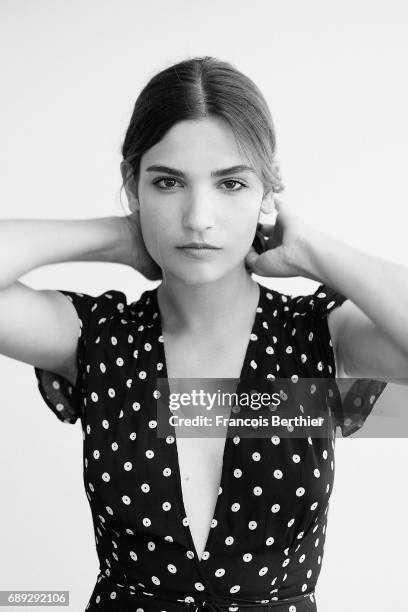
[191,591,316,611]
[94,572,316,612]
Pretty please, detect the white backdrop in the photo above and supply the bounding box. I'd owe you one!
[0,1,407,610]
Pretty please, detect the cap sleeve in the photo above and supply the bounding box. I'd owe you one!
[306,283,388,436]
[291,282,349,377]
[334,378,388,437]
[33,288,127,424]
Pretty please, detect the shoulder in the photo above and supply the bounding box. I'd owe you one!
[258,281,350,375]
[258,281,348,323]
[57,288,128,323]
[56,287,159,344]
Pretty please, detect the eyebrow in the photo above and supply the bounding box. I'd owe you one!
[144,164,257,178]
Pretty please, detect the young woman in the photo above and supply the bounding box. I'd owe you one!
[1,56,407,612]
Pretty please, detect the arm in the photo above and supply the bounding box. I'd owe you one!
[0,216,126,290]
[301,228,408,385]
[0,216,126,381]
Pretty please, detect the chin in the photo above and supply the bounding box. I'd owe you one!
[163,263,229,286]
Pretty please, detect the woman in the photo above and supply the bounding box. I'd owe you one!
[1,56,407,612]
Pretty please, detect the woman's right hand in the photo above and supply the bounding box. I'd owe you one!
[119,212,163,281]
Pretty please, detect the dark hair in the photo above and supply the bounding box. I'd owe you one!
[120,55,284,209]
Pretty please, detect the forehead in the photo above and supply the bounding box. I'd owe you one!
[140,117,253,173]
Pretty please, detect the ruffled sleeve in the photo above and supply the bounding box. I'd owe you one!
[308,283,388,437]
[33,288,127,424]
[334,377,388,437]
[290,282,349,377]
[308,282,349,375]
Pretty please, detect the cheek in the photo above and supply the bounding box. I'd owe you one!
[234,214,259,249]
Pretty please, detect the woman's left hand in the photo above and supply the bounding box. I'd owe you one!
[245,199,319,280]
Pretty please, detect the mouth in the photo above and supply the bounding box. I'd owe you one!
[178,242,221,249]
[176,246,222,259]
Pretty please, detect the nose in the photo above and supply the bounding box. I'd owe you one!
[182,190,215,233]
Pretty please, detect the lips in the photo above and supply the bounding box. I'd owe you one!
[178,243,220,249]
[177,246,221,259]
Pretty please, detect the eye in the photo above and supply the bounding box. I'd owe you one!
[221,179,247,191]
[152,177,248,192]
[152,177,181,190]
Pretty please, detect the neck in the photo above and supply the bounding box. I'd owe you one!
[156,267,260,335]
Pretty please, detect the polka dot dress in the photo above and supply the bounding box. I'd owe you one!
[34,281,387,612]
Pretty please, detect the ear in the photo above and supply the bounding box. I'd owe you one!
[120,161,140,213]
[259,190,275,215]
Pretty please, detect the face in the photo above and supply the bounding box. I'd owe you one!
[126,116,273,285]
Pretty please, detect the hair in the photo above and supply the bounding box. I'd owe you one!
[119,55,284,210]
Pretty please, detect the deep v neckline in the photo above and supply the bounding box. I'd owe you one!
[153,281,263,570]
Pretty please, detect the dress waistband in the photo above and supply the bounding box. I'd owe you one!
[190,591,316,611]
[95,572,316,612]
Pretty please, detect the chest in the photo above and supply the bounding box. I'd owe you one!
[164,328,253,379]
[163,330,252,560]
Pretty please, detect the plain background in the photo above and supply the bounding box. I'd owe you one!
[1,0,407,610]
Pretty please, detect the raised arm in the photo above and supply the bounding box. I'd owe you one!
[246,200,408,384]
[0,216,125,384]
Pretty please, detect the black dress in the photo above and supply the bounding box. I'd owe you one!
[34,281,387,612]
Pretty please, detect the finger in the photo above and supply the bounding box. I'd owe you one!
[248,248,290,277]
[274,197,283,210]
[245,250,258,269]
[246,251,269,276]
